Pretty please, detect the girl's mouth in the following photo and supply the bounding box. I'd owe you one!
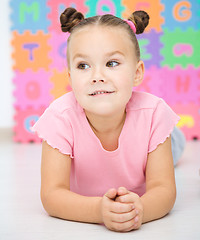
[89,90,115,96]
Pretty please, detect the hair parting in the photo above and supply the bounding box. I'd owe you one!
[60,7,150,63]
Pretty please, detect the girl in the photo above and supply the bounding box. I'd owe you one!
[32,7,185,232]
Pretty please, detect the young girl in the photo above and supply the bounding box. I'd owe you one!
[32,7,185,232]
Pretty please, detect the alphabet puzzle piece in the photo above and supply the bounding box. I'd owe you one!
[48,31,70,71]
[85,0,125,17]
[160,65,200,105]
[47,0,88,32]
[161,0,200,31]
[137,30,164,69]
[13,107,46,143]
[161,28,200,68]
[13,69,53,110]
[10,0,50,34]
[171,103,200,140]
[134,65,164,98]
[122,0,164,32]
[50,69,72,100]
[12,30,51,72]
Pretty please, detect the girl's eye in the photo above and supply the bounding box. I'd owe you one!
[106,61,119,68]
[77,63,90,69]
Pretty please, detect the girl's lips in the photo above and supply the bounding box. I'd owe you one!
[89,90,115,96]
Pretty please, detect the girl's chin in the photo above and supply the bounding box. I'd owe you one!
[84,106,120,117]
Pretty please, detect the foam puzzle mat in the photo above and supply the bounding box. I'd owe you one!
[10,0,200,142]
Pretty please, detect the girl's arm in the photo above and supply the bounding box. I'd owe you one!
[40,140,102,223]
[41,141,134,228]
[141,135,176,223]
[115,135,176,230]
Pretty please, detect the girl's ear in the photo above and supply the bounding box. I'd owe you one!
[133,60,144,87]
[67,69,72,84]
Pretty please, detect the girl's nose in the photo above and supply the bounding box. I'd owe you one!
[90,67,105,84]
[92,79,105,83]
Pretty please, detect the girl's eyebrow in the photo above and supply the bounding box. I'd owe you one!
[72,51,125,61]
[105,51,125,57]
[72,53,88,61]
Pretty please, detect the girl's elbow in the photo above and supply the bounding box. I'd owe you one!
[40,189,55,217]
[168,184,177,212]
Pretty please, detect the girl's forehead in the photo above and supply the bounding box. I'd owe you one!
[67,25,137,66]
[72,25,128,38]
[70,25,134,51]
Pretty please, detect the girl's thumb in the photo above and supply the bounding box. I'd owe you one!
[105,188,117,200]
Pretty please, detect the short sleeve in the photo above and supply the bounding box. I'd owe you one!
[148,98,180,153]
[31,107,74,158]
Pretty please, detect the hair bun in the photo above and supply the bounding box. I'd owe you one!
[130,11,150,34]
[60,7,84,33]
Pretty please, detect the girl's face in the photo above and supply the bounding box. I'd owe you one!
[68,25,144,117]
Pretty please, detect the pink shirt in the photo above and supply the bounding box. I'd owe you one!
[32,91,180,197]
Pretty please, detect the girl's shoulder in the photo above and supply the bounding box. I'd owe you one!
[48,91,82,115]
[126,91,164,111]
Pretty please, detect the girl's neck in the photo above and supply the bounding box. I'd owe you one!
[85,108,126,135]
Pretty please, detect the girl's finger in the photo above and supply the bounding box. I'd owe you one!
[105,188,117,200]
[111,217,136,232]
[116,193,138,203]
[117,187,129,196]
[111,209,138,223]
[111,201,134,213]
[122,220,140,232]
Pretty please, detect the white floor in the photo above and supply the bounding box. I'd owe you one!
[0,129,200,240]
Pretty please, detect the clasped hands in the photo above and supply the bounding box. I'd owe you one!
[101,187,143,232]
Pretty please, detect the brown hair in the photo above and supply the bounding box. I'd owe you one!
[60,7,149,64]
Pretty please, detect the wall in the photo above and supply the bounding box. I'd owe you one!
[8,0,200,141]
[0,0,14,128]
